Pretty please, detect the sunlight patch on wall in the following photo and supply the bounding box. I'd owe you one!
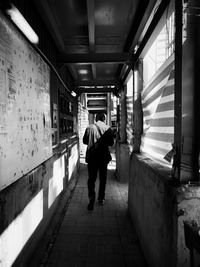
[0,190,43,267]
[48,156,65,208]
[68,144,78,181]
[127,73,133,97]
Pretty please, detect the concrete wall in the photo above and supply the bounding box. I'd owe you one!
[128,153,177,267]
[128,153,200,267]
[0,138,79,267]
[177,185,200,267]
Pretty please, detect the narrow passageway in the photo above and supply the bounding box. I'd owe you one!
[34,157,147,267]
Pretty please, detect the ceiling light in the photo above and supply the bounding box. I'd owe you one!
[71,91,76,97]
[79,70,88,75]
[6,4,39,44]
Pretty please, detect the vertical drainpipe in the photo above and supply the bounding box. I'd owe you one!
[173,0,183,180]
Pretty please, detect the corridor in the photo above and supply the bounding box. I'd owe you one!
[29,158,147,267]
[1,1,200,266]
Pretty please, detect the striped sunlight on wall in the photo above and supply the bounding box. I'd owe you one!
[126,74,133,152]
[141,54,174,166]
[78,102,88,158]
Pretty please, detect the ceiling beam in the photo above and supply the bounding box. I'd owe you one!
[119,64,129,80]
[77,87,114,94]
[87,0,96,79]
[120,65,132,88]
[87,0,95,52]
[74,79,119,87]
[57,53,129,64]
[89,109,107,114]
[87,107,107,110]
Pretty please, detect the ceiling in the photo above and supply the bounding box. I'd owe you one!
[33,0,157,96]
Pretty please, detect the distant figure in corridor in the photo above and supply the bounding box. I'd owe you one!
[83,112,114,211]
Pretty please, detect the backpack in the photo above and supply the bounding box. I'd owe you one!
[85,124,112,164]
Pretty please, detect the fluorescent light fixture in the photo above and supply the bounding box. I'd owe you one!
[79,69,88,75]
[71,91,76,97]
[6,4,39,44]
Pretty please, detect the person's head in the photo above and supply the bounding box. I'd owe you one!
[96,112,106,122]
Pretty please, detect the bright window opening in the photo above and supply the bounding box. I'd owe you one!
[143,12,174,86]
[127,72,133,97]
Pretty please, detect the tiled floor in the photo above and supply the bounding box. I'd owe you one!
[40,158,147,267]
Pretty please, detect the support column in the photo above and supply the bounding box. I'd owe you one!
[107,93,111,126]
[119,87,127,143]
[173,0,183,180]
[181,0,200,181]
[190,0,200,181]
[132,59,143,153]
[115,86,129,183]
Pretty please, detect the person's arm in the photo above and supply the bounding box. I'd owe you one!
[83,128,89,145]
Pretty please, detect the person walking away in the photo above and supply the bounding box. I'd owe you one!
[83,112,114,211]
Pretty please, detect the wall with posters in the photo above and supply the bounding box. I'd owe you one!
[0,12,52,190]
[0,8,80,267]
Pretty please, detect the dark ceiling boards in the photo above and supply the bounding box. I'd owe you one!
[33,0,157,95]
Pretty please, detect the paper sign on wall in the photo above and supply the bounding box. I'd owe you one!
[0,12,52,190]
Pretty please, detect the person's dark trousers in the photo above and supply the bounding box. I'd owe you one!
[87,160,108,201]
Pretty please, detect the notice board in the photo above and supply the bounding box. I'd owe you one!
[0,12,52,190]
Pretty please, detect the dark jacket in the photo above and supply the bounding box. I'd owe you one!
[83,120,114,163]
